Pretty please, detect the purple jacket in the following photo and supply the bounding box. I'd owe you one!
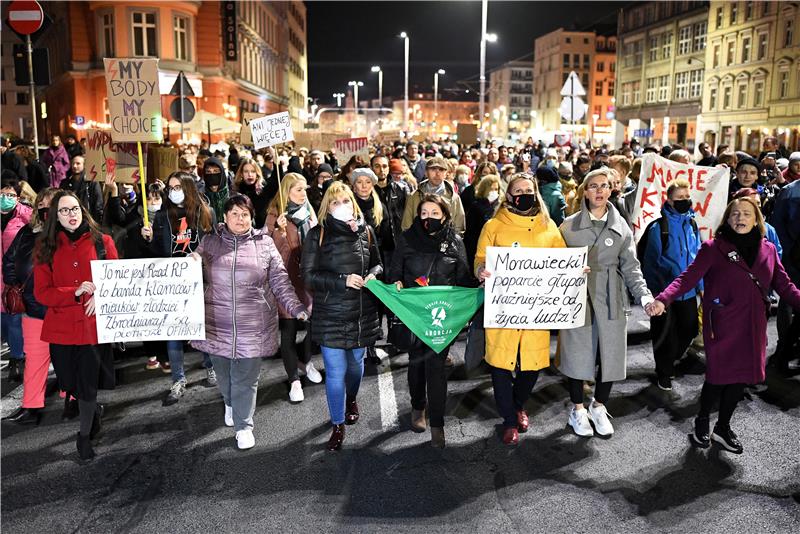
[657,237,800,385]
[41,145,70,188]
[192,224,306,359]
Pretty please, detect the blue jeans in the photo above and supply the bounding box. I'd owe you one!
[321,346,365,425]
[167,340,212,383]
[1,312,24,359]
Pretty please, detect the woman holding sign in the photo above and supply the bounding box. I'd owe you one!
[34,190,119,461]
[475,174,566,446]
[558,168,653,438]
[388,194,473,448]
[301,181,383,451]
[142,171,216,405]
[192,195,307,450]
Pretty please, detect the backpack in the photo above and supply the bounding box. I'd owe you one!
[636,215,698,262]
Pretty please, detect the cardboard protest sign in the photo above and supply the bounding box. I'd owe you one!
[239,112,264,145]
[91,258,205,343]
[84,129,143,184]
[148,146,178,183]
[484,246,588,329]
[293,132,341,150]
[334,137,369,163]
[456,123,478,145]
[376,129,402,144]
[103,58,163,143]
[249,111,294,149]
[631,153,730,242]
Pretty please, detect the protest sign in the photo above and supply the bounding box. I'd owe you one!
[103,58,163,143]
[239,112,264,145]
[250,111,294,149]
[456,123,478,145]
[376,129,402,144]
[630,153,730,242]
[334,137,369,163]
[148,146,178,183]
[293,132,342,150]
[84,129,143,184]
[484,246,588,330]
[91,258,205,344]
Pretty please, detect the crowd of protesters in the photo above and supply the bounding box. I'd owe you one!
[1,129,799,460]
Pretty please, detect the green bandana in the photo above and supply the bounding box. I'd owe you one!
[366,280,483,353]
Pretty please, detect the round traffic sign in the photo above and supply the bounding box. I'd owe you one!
[7,1,44,35]
[169,97,196,123]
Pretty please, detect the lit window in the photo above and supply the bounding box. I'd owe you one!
[737,84,747,108]
[753,81,764,106]
[595,80,603,96]
[678,26,692,55]
[757,33,768,60]
[741,37,751,63]
[674,71,689,100]
[690,69,703,98]
[658,75,670,102]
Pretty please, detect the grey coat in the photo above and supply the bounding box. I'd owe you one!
[557,202,652,381]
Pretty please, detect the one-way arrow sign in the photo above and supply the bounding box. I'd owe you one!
[168,71,195,97]
[560,71,585,97]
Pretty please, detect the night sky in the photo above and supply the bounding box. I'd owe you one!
[306,1,623,104]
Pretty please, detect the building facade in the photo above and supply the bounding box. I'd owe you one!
[488,60,533,141]
[589,34,617,144]
[615,1,708,150]
[2,1,306,144]
[702,0,800,153]
[391,95,479,140]
[0,18,36,139]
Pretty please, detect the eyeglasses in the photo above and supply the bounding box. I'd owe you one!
[57,206,81,216]
[0,192,18,199]
[168,185,183,192]
[586,183,611,191]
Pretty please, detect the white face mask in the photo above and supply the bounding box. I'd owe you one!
[330,202,354,222]
[148,203,162,213]
[487,190,500,203]
[169,190,185,206]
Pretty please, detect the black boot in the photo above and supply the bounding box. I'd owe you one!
[767,342,790,373]
[76,432,95,461]
[89,404,104,440]
[690,416,710,448]
[4,408,41,425]
[712,424,743,454]
[62,397,79,421]
[7,359,23,382]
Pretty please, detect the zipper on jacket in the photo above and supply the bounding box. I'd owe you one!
[231,237,238,358]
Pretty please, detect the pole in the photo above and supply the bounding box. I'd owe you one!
[434,71,439,138]
[137,142,149,228]
[479,0,488,143]
[207,120,211,145]
[354,84,359,137]
[26,35,39,153]
[179,76,185,141]
[378,70,383,107]
[404,35,409,132]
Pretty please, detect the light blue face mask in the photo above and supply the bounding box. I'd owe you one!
[0,195,17,212]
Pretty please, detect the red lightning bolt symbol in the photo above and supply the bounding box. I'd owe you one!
[107,61,118,79]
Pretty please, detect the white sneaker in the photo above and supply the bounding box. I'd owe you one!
[568,407,594,437]
[235,429,255,450]
[588,400,614,436]
[304,362,323,384]
[289,380,304,402]
[224,405,233,427]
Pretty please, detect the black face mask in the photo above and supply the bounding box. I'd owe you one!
[204,171,222,188]
[510,193,538,213]
[38,207,48,221]
[421,217,444,234]
[672,199,692,213]
[609,190,620,200]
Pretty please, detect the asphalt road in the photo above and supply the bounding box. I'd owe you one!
[2,308,799,534]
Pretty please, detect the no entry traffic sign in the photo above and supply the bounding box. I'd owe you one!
[7,1,44,35]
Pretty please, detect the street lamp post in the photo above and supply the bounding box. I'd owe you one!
[399,32,409,132]
[433,69,445,138]
[333,93,345,107]
[348,80,364,136]
[478,0,497,143]
[371,66,383,106]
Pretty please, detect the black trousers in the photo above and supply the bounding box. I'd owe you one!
[567,347,613,405]
[50,344,114,402]
[650,297,699,379]
[490,358,540,428]
[698,381,745,428]
[279,319,311,382]
[407,345,449,427]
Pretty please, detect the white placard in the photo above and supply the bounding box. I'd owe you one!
[91,258,205,343]
[484,246,588,330]
[630,153,730,242]
[334,137,369,163]
[249,111,294,149]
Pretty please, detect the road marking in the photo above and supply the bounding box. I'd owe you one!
[377,361,398,431]
[1,383,24,418]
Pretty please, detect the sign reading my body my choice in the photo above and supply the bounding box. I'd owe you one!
[103,58,163,143]
[484,246,588,330]
[91,258,205,344]
[250,111,294,149]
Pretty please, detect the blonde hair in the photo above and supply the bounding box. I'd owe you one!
[717,197,766,238]
[501,173,550,223]
[351,173,384,226]
[574,168,618,213]
[268,172,306,214]
[475,174,501,199]
[233,158,264,189]
[18,181,36,206]
[666,178,691,198]
[317,181,363,226]
[608,155,631,177]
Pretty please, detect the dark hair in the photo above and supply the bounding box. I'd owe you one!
[165,171,213,232]
[406,141,418,149]
[370,154,388,167]
[416,193,451,223]
[1,173,22,195]
[35,190,104,265]
[223,194,254,218]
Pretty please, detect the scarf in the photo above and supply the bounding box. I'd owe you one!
[409,216,452,254]
[287,200,317,242]
[420,180,446,196]
[719,225,761,267]
[205,182,229,222]
[61,220,90,242]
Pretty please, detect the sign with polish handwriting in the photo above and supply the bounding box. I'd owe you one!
[91,258,205,343]
[250,111,294,149]
[484,246,588,330]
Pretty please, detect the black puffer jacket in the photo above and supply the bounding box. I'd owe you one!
[301,216,383,349]
[388,218,474,288]
[463,198,497,268]
[375,180,407,251]
[2,225,46,319]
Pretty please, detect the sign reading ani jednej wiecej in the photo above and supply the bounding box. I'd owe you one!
[484,246,588,329]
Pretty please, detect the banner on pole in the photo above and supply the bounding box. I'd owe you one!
[250,111,294,149]
[148,146,178,183]
[484,246,588,330]
[84,129,143,184]
[103,58,163,143]
[630,153,730,242]
[91,258,205,343]
[334,137,369,163]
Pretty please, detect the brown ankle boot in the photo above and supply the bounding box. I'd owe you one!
[327,424,345,451]
[430,426,445,449]
[410,408,427,432]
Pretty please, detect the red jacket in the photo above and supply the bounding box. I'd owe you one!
[34,231,118,345]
